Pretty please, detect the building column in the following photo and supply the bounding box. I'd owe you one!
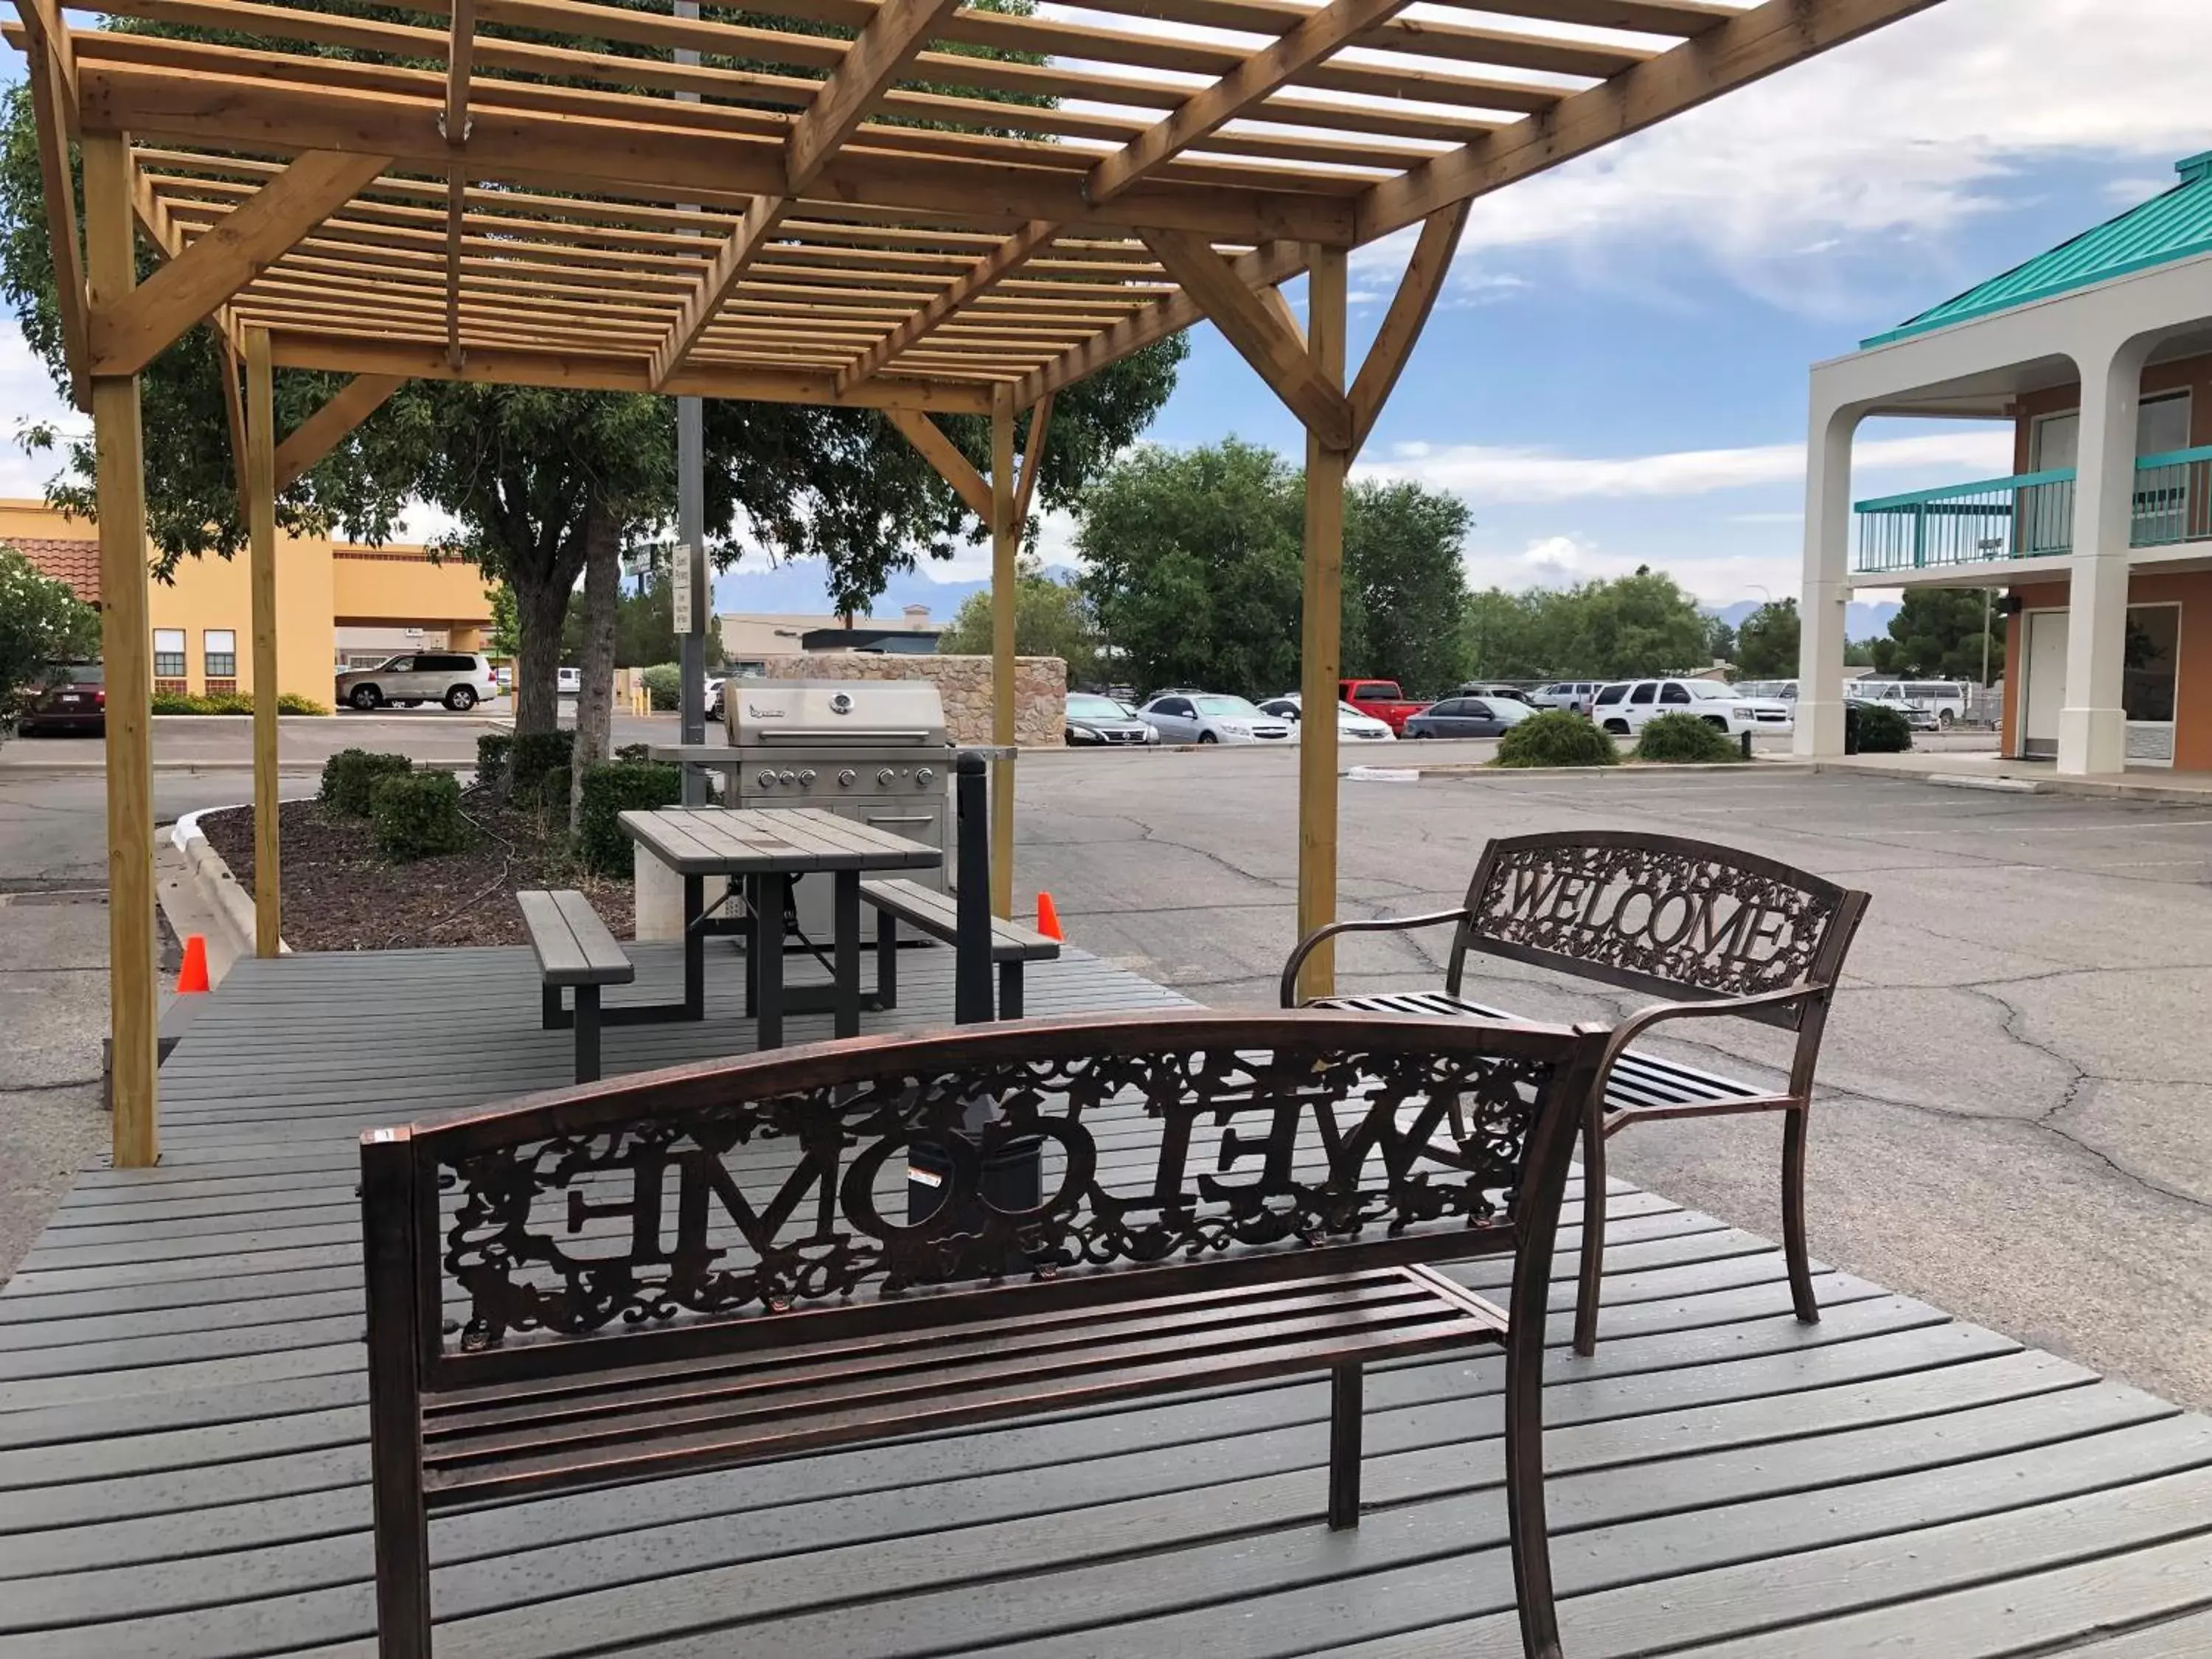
[2058,336,2152,776]
[1794,396,1861,759]
[83,132,158,1166]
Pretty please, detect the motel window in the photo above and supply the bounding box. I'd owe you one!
[204,630,237,679]
[153,629,187,678]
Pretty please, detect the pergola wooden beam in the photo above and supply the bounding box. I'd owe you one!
[1141,231,1350,448]
[273,373,404,491]
[835,220,1061,392]
[886,408,991,517]
[89,149,391,378]
[13,0,86,404]
[1014,391,1053,528]
[1348,201,1470,456]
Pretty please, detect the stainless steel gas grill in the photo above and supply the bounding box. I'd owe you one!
[723,679,954,939]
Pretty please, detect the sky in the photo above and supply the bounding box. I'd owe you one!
[4,0,2210,618]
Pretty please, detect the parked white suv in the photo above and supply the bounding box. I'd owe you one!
[1590,678,1792,738]
[335,652,500,712]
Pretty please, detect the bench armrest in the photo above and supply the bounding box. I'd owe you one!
[1279,909,1470,1007]
[1591,981,1826,1104]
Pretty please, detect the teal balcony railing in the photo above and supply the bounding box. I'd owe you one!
[1853,445,2212,573]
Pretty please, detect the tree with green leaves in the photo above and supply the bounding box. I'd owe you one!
[0,543,100,737]
[1341,479,1473,695]
[1733,599,1801,678]
[936,557,1099,685]
[1460,568,1717,681]
[0,13,1182,823]
[1871,588,2004,681]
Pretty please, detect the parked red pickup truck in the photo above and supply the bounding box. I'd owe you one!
[1338,678,1427,734]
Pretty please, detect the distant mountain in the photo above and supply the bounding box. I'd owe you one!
[1706,599,1899,641]
[710,558,1079,622]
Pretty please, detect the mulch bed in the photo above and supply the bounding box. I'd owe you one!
[201,790,633,952]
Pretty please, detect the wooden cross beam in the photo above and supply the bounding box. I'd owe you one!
[274,373,405,490]
[650,0,966,389]
[1014,391,1054,526]
[442,0,475,369]
[886,409,991,517]
[89,149,392,378]
[1347,200,1468,456]
[13,0,86,406]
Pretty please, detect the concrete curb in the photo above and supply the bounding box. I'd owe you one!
[1409,761,1816,781]
[171,805,291,957]
[1811,758,2212,805]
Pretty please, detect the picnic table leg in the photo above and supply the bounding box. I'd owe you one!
[997,961,1023,1020]
[755,870,786,1048]
[875,906,898,1009]
[1328,1361,1363,1529]
[682,874,704,1023]
[834,869,860,1039]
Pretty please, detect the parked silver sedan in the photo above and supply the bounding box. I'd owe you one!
[1402,695,1537,739]
[1138,692,1293,745]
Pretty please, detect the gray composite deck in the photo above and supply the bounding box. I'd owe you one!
[4,941,2212,1658]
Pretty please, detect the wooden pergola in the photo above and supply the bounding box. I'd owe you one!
[7,0,1937,1165]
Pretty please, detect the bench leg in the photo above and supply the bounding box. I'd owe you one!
[997,961,1023,1020]
[573,984,601,1085]
[1504,1289,1565,1659]
[540,984,563,1032]
[834,871,861,1040]
[1328,1361,1363,1530]
[1782,1105,1820,1325]
[1573,1106,1607,1357]
[875,907,897,1008]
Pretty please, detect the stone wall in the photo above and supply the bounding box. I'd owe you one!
[762,654,1066,746]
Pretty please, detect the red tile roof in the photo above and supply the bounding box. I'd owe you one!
[12,537,101,605]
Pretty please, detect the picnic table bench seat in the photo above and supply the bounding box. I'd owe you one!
[860,874,1060,1015]
[361,1012,1608,1659]
[517,888,633,1084]
[1283,830,1870,1356]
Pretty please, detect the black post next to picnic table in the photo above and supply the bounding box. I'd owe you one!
[953,751,995,1026]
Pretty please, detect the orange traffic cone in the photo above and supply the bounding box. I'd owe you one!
[177,933,211,995]
[1035,892,1063,942]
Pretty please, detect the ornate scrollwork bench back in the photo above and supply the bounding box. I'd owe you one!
[365,1009,1606,1394]
[1450,830,1865,1026]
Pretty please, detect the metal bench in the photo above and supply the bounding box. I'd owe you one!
[860,874,1060,1016]
[1283,830,1869,1356]
[516,888,633,1083]
[360,1010,1607,1659]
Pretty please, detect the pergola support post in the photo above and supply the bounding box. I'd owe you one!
[84,129,158,1166]
[1295,246,1348,1002]
[990,387,1017,920]
[245,326,282,956]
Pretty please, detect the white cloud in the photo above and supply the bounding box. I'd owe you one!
[1462,537,1809,606]
[0,321,83,503]
[1520,534,1586,577]
[1357,429,2016,504]
[1436,0,2212,310]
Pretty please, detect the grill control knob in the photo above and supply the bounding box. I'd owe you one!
[757,771,776,789]
[915,767,935,787]
[877,768,894,786]
[797,770,817,786]
[837,769,855,787]
[778,770,798,785]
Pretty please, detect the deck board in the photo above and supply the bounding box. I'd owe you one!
[0,942,2205,1658]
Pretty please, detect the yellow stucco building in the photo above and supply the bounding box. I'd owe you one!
[4,501,493,703]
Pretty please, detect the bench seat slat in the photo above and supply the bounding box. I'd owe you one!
[518,889,633,986]
[1315,991,1765,1114]
[418,1269,1503,1507]
[425,1272,1438,1440]
[861,877,1061,962]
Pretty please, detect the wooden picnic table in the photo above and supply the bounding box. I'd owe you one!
[618,806,942,1048]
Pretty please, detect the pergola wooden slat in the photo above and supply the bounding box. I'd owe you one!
[5,0,1945,1166]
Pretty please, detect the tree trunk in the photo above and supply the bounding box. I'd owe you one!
[569,504,622,834]
[511,571,570,738]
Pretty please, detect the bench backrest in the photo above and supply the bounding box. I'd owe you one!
[361,1010,1605,1394]
[1451,830,1868,1029]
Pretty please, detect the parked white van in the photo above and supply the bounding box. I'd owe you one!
[1855,680,1972,727]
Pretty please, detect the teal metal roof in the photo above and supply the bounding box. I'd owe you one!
[1863,151,2212,348]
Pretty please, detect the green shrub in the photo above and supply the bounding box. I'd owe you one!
[201,692,254,714]
[150,690,328,715]
[150,692,203,714]
[510,729,574,791]
[369,770,473,862]
[574,759,682,874]
[1848,701,1913,754]
[534,763,572,816]
[476,730,515,784]
[320,748,413,815]
[1632,712,1743,764]
[615,741,653,762]
[277,692,330,716]
[1495,709,1620,769]
[639,663,681,712]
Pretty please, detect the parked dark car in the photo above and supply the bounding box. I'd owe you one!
[14,661,105,736]
[1402,695,1534,739]
[1065,692,1157,745]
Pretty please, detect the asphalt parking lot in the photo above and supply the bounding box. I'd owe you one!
[1015,746,2212,1411]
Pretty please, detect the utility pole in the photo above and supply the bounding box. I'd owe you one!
[675,0,708,803]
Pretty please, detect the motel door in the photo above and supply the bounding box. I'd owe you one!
[2021,609,2068,759]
